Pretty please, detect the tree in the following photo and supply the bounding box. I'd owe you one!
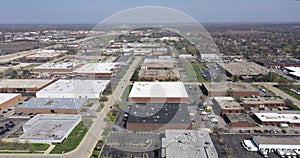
[232,75,239,82]
[10,70,18,79]
[22,70,30,76]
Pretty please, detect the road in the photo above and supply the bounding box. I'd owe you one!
[0,56,141,158]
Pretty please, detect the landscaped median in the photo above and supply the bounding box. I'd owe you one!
[0,142,50,153]
[50,121,88,154]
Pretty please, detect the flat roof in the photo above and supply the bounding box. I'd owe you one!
[162,129,218,158]
[18,98,87,109]
[225,113,255,123]
[202,82,258,92]
[129,82,188,98]
[19,114,81,143]
[285,66,300,78]
[127,103,191,124]
[0,79,54,89]
[213,97,243,109]
[220,61,269,76]
[253,136,300,145]
[27,53,61,58]
[36,79,110,98]
[241,97,285,105]
[33,61,82,70]
[73,63,119,74]
[0,93,21,105]
[254,113,300,124]
[143,57,175,64]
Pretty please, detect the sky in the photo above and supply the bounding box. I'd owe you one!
[0,0,300,24]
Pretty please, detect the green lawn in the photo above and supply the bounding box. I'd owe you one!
[274,85,300,100]
[181,61,198,82]
[106,111,118,122]
[50,121,88,154]
[191,63,210,82]
[121,85,132,101]
[0,142,49,152]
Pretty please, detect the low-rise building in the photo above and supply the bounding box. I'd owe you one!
[162,129,218,158]
[0,79,55,93]
[241,97,286,108]
[252,136,300,151]
[16,98,88,114]
[0,93,22,109]
[212,97,245,116]
[224,113,256,127]
[73,63,120,77]
[18,114,81,143]
[128,82,189,103]
[32,61,82,74]
[126,103,192,130]
[253,112,300,127]
[36,79,110,98]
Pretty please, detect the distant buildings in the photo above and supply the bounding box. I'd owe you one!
[128,82,189,103]
[18,114,81,143]
[36,79,110,98]
[73,63,120,77]
[241,97,286,108]
[32,61,82,74]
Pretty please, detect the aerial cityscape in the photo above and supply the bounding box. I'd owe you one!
[0,1,300,158]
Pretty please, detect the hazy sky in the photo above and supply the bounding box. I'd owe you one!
[0,0,299,23]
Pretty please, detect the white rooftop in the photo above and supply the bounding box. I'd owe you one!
[36,79,110,98]
[254,113,300,124]
[34,61,81,69]
[162,129,218,158]
[19,114,81,143]
[0,93,21,105]
[285,67,300,78]
[129,82,188,98]
[73,63,119,74]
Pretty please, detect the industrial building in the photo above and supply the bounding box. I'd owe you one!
[26,53,63,61]
[73,63,120,77]
[162,129,218,158]
[32,61,82,74]
[224,113,256,127]
[16,98,88,114]
[253,113,300,127]
[219,61,269,79]
[252,136,300,152]
[285,66,300,79]
[201,82,259,97]
[128,82,189,103]
[18,114,81,143]
[241,97,286,108]
[0,93,22,109]
[126,103,192,130]
[212,97,245,116]
[0,79,55,93]
[138,62,180,81]
[36,79,110,98]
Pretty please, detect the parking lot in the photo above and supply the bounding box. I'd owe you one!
[0,118,28,139]
[220,134,280,158]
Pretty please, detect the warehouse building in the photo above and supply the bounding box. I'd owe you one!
[73,63,120,77]
[162,129,218,158]
[26,53,63,61]
[224,113,256,127]
[212,97,245,116]
[32,61,82,74]
[16,98,88,114]
[0,79,55,93]
[36,79,110,98]
[252,136,300,152]
[126,103,192,130]
[285,66,300,80]
[138,63,180,81]
[253,113,300,127]
[241,97,286,108]
[218,61,269,79]
[0,93,22,109]
[201,82,259,97]
[128,82,189,103]
[18,114,81,143]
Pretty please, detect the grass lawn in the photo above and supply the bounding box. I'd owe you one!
[191,63,210,82]
[181,61,198,82]
[0,142,49,152]
[50,121,88,154]
[121,85,132,101]
[106,111,118,122]
[274,85,300,100]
